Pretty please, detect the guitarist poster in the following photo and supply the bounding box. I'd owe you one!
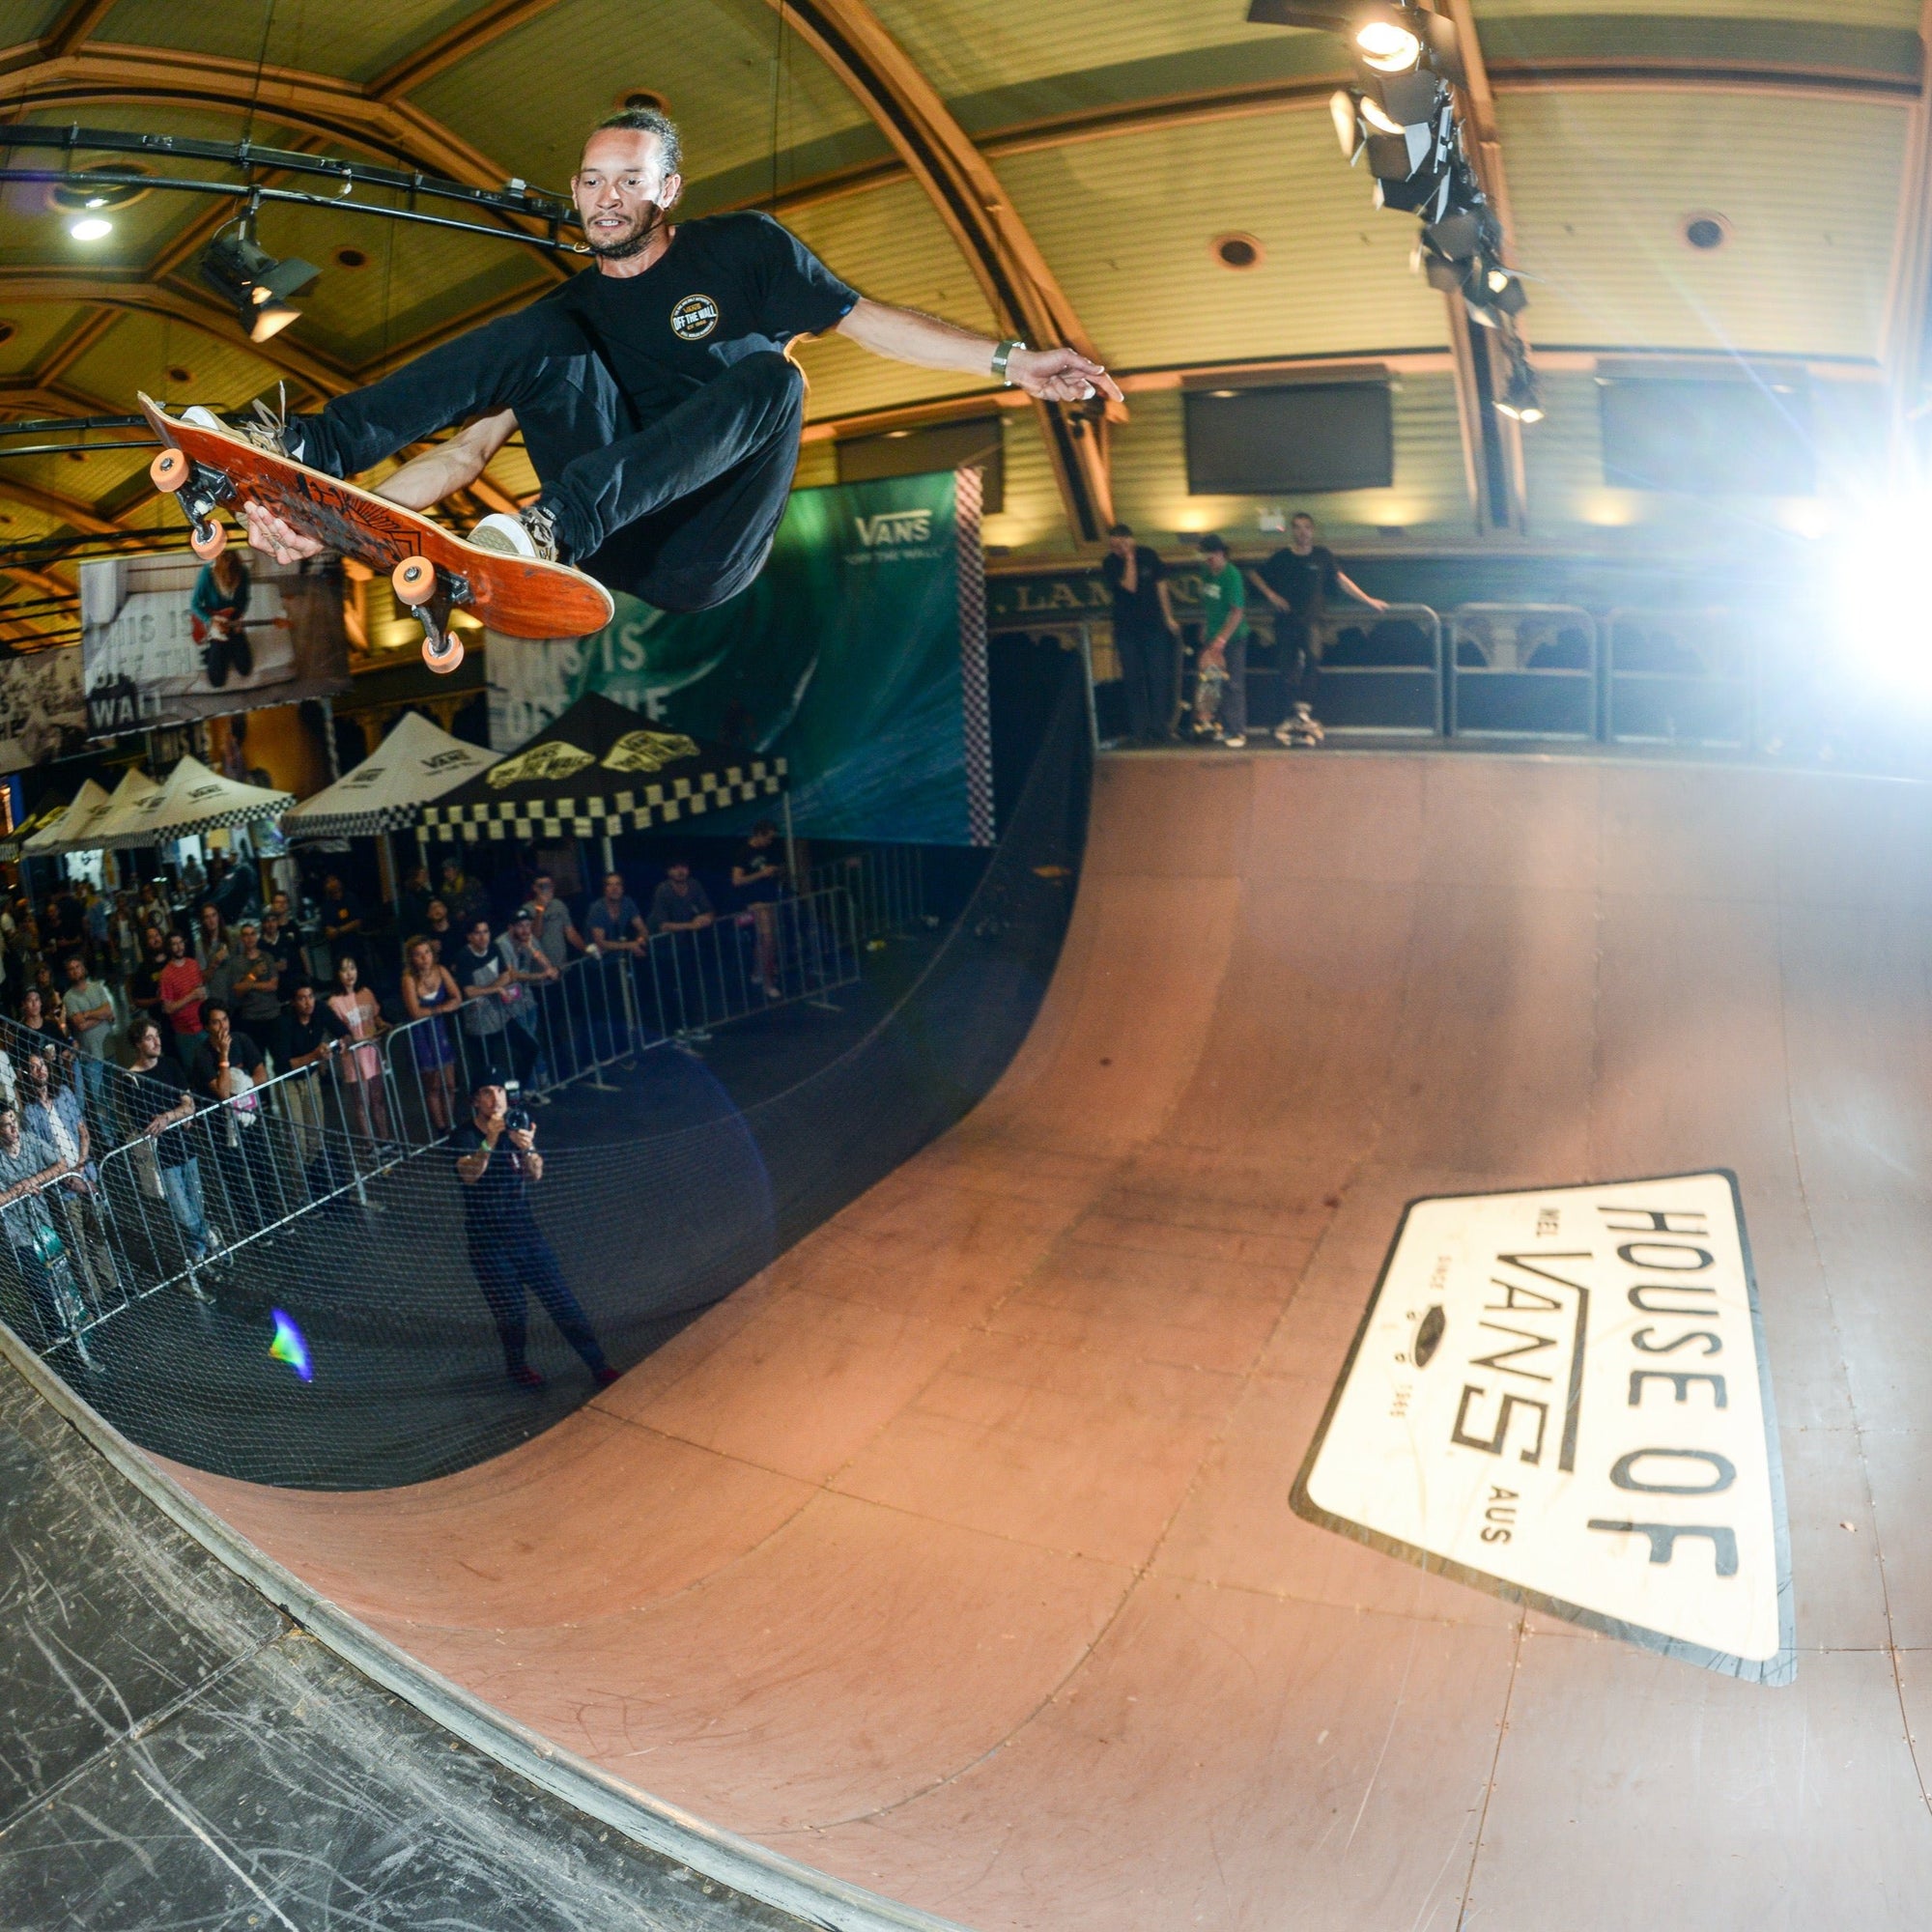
[79,549,351,739]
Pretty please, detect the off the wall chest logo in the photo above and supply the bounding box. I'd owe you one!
[669,294,719,341]
[855,509,932,547]
[1293,1174,1792,1683]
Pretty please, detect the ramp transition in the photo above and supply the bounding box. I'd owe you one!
[104,752,1932,1925]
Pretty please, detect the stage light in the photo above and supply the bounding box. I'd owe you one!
[1360,97,1406,136]
[68,216,112,242]
[1330,90,1363,161]
[1831,497,1932,694]
[1354,7,1423,72]
[1496,355,1544,425]
[199,216,320,343]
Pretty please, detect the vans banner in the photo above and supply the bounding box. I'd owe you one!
[487,468,992,846]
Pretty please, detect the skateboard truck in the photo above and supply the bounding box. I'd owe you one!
[149,447,230,560]
[392,555,471,674]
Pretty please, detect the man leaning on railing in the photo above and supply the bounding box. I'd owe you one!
[0,1099,76,1347]
[122,1017,218,1288]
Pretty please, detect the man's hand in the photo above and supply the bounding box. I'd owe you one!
[1201,643,1228,671]
[241,502,325,565]
[1007,347,1124,406]
[505,1124,535,1152]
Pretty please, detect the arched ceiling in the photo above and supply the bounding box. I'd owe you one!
[1,0,1926,635]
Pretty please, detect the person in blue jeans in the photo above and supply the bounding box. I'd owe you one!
[454,1081,617,1393]
[123,1017,216,1286]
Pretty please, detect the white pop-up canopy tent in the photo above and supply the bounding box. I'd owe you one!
[89,755,293,848]
[25,766,164,856]
[282,709,499,843]
[20,778,110,858]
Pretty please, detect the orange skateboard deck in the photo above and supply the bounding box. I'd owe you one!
[139,392,614,674]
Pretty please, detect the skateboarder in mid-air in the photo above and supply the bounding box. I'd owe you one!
[214,107,1121,611]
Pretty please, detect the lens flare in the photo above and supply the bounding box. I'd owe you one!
[269,1308,313,1382]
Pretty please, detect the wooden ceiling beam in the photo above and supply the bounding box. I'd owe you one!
[38,0,119,62]
[0,472,119,536]
[370,0,573,102]
[766,0,1119,542]
[34,307,120,386]
[0,270,353,396]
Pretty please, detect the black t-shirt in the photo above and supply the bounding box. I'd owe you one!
[735,840,784,905]
[1258,545,1342,619]
[274,1006,344,1068]
[1101,546,1168,632]
[453,1122,539,1243]
[123,1060,198,1169]
[130,959,166,1009]
[186,1032,266,1101]
[546,213,858,426]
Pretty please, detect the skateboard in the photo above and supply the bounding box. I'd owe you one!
[139,393,615,674]
[1275,704,1326,748]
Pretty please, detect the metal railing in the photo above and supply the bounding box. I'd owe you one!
[1447,605,1600,740]
[1605,608,1754,750]
[801,845,929,941]
[1308,603,1445,737]
[3,883,865,1355]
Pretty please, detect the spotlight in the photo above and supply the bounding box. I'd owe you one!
[198,217,320,344]
[1360,97,1406,136]
[1495,356,1544,425]
[68,216,112,242]
[1353,5,1423,72]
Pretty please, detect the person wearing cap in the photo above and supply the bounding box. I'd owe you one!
[500,905,559,1098]
[1194,533,1251,748]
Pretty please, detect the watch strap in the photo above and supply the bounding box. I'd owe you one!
[991,337,1025,384]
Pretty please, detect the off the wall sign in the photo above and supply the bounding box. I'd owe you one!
[1293,1174,1793,1683]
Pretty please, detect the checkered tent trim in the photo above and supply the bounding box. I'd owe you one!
[954,465,995,847]
[421,760,785,841]
[284,800,428,843]
[120,799,294,846]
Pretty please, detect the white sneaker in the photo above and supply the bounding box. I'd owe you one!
[470,505,561,563]
[182,390,303,462]
[1222,734,1246,749]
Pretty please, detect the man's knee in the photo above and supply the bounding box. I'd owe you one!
[729,351,806,424]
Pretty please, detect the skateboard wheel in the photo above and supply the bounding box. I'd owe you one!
[189,521,227,561]
[392,555,438,607]
[151,448,191,493]
[422,634,465,675]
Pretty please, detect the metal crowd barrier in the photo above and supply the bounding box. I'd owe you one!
[4,884,864,1354]
[801,845,929,941]
[1447,605,1600,740]
[1310,604,1444,736]
[1605,608,1753,750]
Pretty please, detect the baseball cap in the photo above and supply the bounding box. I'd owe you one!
[1197,532,1228,554]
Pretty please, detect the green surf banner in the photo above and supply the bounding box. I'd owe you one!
[487,468,992,846]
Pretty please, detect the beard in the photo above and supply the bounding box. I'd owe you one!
[583,203,665,261]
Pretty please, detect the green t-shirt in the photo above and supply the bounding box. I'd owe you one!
[1197,559,1247,646]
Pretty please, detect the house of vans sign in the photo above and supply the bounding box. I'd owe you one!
[1293,1174,1793,1683]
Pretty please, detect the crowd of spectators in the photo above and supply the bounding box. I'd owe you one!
[0,827,800,1378]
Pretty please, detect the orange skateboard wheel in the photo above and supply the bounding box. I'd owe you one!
[189,521,227,561]
[422,634,465,674]
[392,555,438,606]
[151,448,190,492]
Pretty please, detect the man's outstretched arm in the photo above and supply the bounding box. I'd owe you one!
[836,298,1122,405]
[242,411,520,564]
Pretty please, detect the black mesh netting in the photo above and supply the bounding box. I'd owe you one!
[14,672,1090,1487]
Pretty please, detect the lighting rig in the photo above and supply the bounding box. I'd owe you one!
[0,122,584,347]
[1247,1,1541,425]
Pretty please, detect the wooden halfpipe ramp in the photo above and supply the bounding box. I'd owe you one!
[171,751,1932,1930]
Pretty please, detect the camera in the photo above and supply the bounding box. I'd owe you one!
[503,1106,534,1135]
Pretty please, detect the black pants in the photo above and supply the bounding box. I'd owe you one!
[1115,623,1173,740]
[1277,612,1321,714]
[470,1232,607,1377]
[295,307,807,612]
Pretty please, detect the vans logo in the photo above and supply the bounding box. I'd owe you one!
[854,509,932,547]
[1293,1174,1792,1684]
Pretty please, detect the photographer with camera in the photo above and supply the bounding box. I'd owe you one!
[454,1080,618,1393]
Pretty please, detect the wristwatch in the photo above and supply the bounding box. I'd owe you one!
[991,338,1025,384]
